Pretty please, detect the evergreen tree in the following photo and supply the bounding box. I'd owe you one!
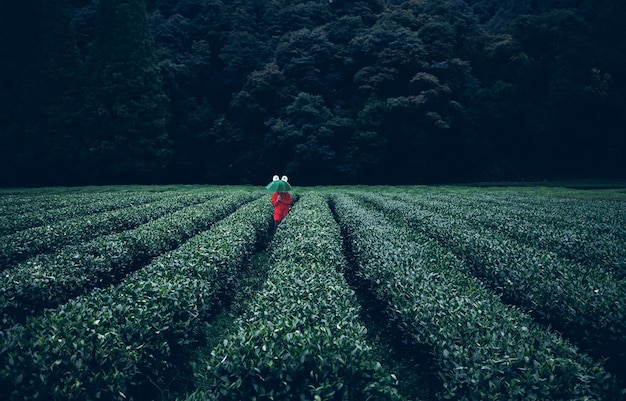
[82,0,170,183]
[0,0,81,186]
[4,0,625,185]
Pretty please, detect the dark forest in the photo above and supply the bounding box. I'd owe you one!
[1,0,625,186]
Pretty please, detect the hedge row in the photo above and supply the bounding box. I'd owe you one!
[0,191,217,269]
[0,192,257,329]
[360,192,626,367]
[0,191,165,236]
[331,193,621,400]
[475,192,626,239]
[391,191,626,278]
[0,192,88,215]
[0,196,272,401]
[187,194,403,401]
[398,189,625,240]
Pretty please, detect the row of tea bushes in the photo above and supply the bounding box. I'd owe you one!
[0,192,114,215]
[472,192,626,239]
[398,190,625,240]
[0,192,257,329]
[400,189,625,240]
[0,197,273,401]
[188,194,403,401]
[391,191,626,278]
[361,193,626,366]
[331,193,621,400]
[0,191,217,269]
[0,191,167,236]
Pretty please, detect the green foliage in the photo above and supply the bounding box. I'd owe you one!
[0,185,624,399]
[331,192,622,400]
[2,0,625,185]
[0,192,257,329]
[0,0,82,186]
[0,193,271,401]
[189,194,402,400]
[81,0,171,183]
[0,192,214,269]
[400,190,626,278]
[266,92,340,181]
[0,191,159,236]
[361,191,626,369]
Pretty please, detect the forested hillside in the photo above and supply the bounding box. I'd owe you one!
[1,0,624,186]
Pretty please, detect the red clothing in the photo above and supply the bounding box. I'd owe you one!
[271,192,292,222]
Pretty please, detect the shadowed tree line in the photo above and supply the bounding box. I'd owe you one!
[1,0,624,186]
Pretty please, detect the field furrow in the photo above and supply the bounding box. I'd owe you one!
[394,189,625,239]
[0,192,258,329]
[0,193,81,214]
[359,192,626,371]
[0,191,165,236]
[0,192,216,269]
[0,196,272,401]
[390,191,626,277]
[187,194,403,401]
[475,193,626,237]
[0,185,623,401]
[331,193,621,400]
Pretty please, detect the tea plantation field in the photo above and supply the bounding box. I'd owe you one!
[1,184,625,401]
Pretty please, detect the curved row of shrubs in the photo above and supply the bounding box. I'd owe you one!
[0,192,258,330]
[0,192,100,215]
[475,192,626,239]
[0,191,168,236]
[187,194,403,401]
[359,192,626,369]
[0,196,273,401]
[391,191,626,278]
[0,191,218,269]
[398,189,625,240]
[331,193,622,400]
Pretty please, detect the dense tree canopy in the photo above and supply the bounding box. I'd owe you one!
[81,0,171,183]
[1,0,624,186]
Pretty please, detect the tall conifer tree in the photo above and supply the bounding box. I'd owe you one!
[0,0,81,185]
[83,0,170,183]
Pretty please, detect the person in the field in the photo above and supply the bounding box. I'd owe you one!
[271,175,292,227]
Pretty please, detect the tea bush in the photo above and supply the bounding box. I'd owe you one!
[0,196,271,401]
[360,192,626,373]
[0,192,256,329]
[0,191,216,269]
[0,191,162,236]
[391,191,626,278]
[0,186,623,401]
[188,194,403,401]
[331,193,621,400]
